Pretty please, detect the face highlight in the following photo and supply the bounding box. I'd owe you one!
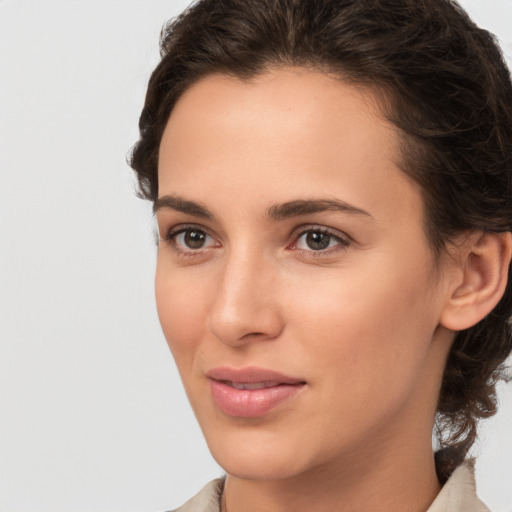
[154,68,455,482]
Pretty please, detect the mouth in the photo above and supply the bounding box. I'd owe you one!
[207,367,307,418]
[222,380,283,390]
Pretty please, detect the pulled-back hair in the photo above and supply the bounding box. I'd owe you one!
[130,0,512,482]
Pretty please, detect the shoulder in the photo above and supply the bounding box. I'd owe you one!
[170,478,225,512]
[427,462,490,512]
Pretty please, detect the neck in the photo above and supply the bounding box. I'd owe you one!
[223,433,441,512]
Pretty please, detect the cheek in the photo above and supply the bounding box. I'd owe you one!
[288,255,438,397]
[155,260,211,364]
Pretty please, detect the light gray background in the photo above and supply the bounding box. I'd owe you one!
[0,1,511,511]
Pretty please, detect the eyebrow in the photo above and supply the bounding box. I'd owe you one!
[154,194,372,221]
[267,198,372,220]
[153,195,216,219]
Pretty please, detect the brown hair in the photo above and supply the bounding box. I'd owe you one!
[130,0,512,482]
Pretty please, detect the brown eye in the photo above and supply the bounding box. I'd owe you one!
[304,231,331,250]
[183,229,207,249]
[293,228,349,253]
[171,228,217,251]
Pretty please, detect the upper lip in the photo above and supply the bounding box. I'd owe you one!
[206,366,306,385]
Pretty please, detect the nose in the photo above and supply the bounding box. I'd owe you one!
[206,250,284,346]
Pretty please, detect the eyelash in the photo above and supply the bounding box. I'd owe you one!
[163,224,218,259]
[162,224,350,259]
[292,226,350,258]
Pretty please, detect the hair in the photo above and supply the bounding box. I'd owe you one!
[130,0,512,482]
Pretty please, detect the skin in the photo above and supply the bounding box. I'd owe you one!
[154,68,471,512]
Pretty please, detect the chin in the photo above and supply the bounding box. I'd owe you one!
[204,427,312,481]
[213,450,307,481]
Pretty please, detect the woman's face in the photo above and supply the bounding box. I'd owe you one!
[155,68,455,480]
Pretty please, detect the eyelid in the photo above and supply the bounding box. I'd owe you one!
[288,224,351,253]
[160,222,351,257]
[161,223,220,253]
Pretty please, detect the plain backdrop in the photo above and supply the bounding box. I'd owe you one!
[1,1,511,511]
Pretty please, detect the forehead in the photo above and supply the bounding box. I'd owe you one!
[161,68,392,167]
[158,67,423,230]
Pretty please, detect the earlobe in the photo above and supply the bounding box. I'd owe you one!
[440,231,512,331]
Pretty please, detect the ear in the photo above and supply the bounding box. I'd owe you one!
[440,231,512,331]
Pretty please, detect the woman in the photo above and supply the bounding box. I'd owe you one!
[130,0,512,511]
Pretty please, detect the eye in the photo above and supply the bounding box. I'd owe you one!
[166,226,218,252]
[293,227,349,253]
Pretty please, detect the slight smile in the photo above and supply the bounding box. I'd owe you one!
[207,367,307,418]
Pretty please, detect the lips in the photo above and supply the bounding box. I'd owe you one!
[207,367,306,418]
[227,380,281,390]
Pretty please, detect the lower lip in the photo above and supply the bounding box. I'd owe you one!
[209,380,305,418]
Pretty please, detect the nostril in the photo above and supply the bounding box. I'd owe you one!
[241,331,266,339]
